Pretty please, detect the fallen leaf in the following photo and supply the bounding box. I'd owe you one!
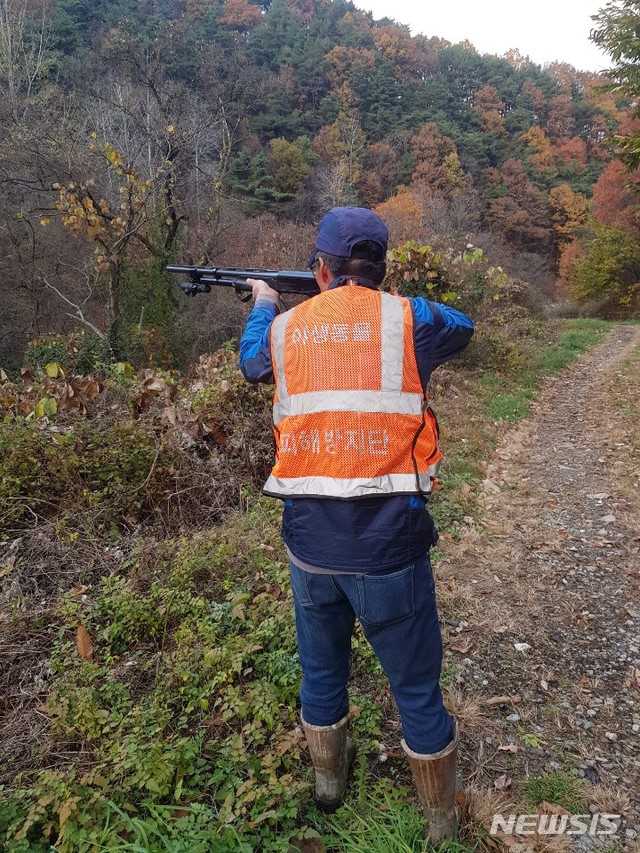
[494,774,512,791]
[498,744,519,753]
[76,625,93,660]
[485,695,522,706]
[482,835,503,852]
[539,801,571,815]
[163,407,178,426]
[449,636,475,654]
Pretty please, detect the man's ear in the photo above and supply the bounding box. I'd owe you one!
[316,256,333,290]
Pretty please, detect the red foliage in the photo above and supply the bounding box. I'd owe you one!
[591,160,640,234]
[554,136,588,171]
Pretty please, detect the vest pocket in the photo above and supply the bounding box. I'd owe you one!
[358,564,415,627]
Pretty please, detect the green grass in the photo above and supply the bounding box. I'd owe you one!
[485,392,532,423]
[482,319,611,425]
[523,771,586,814]
[324,790,475,853]
[534,319,610,376]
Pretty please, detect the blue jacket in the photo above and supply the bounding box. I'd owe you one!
[239,278,474,572]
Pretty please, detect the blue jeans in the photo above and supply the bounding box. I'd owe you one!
[289,554,453,754]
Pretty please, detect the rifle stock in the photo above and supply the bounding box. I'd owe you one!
[166,265,320,298]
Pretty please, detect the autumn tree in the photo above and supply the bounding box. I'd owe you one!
[374,190,424,245]
[544,94,576,141]
[473,85,506,135]
[549,184,589,245]
[52,141,186,356]
[591,0,640,170]
[268,136,315,195]
[219,0,263,32]
[488,159,552,252]
[572,221,640,313]
[357,141,401,207]
[521,126,556,176]
[411,122,462,197]
[312,111,366,207]
[591,158,640,233]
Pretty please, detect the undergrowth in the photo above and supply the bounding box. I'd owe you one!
[0,317,617,851]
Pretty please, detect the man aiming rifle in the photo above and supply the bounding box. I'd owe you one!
[238,206,474,842]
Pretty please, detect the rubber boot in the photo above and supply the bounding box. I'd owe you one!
[401,722,459,844]
[301,713,356,813]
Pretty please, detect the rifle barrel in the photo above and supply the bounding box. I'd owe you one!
[167,265,319,296]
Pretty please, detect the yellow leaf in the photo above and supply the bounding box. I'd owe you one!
[58,798,76,832]
[40,217,50,226]
[167,124,175,134]
[76,625,93,660]
[45,362,62,378]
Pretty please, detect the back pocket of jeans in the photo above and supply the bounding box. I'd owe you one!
[360,564,415,627]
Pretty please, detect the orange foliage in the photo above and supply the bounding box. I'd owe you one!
[323,46,376,92]
[488,159,552,251]
[545,62,579,94]
[549,184,589,243]
[545,95,576,141]
[474,85,506,135]
[521,80,546,119]
[522,126,556,174]
[554,136,588,170]
[591,160,640,234]
[371,23,419,71]
[411,122,459,196]
[313,123,343,162]
[557,239,582,296]
[357,142,400,206]
[374,191,423,246]
[219,0,262,30]
[287,0,331,22]
[585,113,613,162]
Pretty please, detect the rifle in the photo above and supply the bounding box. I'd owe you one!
[166,265,320,298]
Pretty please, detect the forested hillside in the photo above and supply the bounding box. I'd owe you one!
[1,0,638,370]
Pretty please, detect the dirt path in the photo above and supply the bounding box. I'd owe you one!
[438,325,640,844]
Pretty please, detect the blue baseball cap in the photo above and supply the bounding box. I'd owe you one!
[307,207,388,268]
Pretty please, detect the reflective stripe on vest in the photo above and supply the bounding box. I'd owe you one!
[264,286,441,499]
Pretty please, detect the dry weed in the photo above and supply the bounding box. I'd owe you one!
[462,781,514,833]
[444,688,496,735]
[586,783,632,817]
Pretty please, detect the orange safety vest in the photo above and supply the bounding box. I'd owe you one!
[263,283,441,499]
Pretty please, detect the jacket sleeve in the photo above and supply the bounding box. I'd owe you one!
[411,298,474,388]
[239,302,279,384]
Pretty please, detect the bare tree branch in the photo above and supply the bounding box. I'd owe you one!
[41,277,105,339]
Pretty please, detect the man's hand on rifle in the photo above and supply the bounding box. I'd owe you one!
[247,278,281,306]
